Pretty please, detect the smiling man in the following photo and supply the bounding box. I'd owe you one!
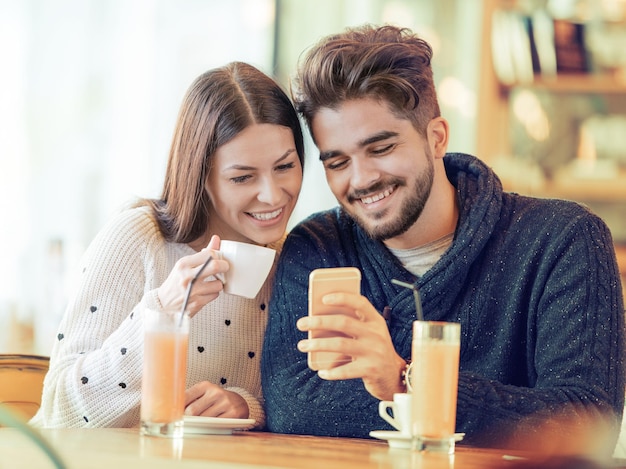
[261,25,625,451]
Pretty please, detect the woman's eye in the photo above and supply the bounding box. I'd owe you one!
[230,175,252,184]
[276,162,296,172]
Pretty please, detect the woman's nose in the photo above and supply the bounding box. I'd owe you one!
[257,177,282,205]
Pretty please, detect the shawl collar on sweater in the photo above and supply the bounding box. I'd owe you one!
[338,153,505,351]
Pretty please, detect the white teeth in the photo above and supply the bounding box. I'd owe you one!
[361,187,394,205]
[250,208,282,220]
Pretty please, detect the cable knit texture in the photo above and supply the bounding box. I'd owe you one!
[261,152,625,448]
[31,206,279,429]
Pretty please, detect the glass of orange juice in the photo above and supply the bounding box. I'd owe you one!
[410,321,460,454]
[140,308,189,438]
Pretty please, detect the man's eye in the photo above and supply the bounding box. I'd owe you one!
[371,144,395,155]
[326,159,349,171]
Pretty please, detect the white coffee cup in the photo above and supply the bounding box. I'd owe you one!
[215,240,276,299]
[378,392,412,435]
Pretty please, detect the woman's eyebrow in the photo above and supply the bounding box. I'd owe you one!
[224,148,296,171]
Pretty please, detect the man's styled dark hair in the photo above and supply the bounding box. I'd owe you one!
[293,24,440,137]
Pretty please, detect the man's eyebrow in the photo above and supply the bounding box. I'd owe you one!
[359,130,399,147]
[319,131,399,162]
[319,150,340,162]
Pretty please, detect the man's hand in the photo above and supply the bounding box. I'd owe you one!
[296,292,406,400]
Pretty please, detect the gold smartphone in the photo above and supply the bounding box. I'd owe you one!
[307,267,361,371]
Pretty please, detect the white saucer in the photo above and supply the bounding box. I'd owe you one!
[183,416,255,435]
[369,430,465,449]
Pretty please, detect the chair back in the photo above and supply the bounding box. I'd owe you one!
[0,354,49,420]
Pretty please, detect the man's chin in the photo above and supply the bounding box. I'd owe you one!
[353,216,393,240]
[342,204,395,237]
[352,212,415,241]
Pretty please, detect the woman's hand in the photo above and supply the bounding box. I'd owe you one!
[184,381,250,419]
[296,292,406,401]
[157,235,229,317]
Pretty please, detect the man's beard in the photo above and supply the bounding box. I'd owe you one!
[344,155,435,241]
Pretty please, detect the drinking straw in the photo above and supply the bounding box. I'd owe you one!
[179,255,213,326]
[391,279,424,321]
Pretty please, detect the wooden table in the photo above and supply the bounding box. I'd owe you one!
[0,427,605,469]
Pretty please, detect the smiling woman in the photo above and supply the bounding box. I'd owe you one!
[28,61,304,430]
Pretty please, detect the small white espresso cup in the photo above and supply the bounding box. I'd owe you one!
[215,240,276,299]
[378,392,412,436]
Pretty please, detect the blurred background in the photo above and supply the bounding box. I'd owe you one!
[0,0,625,356]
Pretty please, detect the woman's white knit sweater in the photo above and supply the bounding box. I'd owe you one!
[31,206,278,428]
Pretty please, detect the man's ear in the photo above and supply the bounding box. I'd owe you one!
[427,117,449,159]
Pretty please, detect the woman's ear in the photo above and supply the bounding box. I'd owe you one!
[427,117,449,159]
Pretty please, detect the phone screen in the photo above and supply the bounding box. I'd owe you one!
[307,267,361,370]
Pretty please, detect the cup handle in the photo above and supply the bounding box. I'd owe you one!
[378,401,402,431]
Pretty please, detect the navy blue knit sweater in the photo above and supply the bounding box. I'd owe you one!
[261,153,625,448]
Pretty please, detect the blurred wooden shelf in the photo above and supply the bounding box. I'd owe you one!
[537,74,625,92]
[478,0,626,163]
[501,73,626,94]
[533,178,626,202]
[499,164,626,203]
